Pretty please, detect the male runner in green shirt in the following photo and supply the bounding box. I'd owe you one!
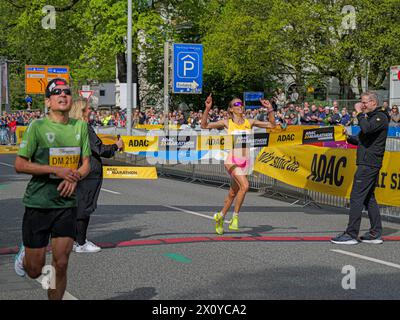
[14,78,91,300]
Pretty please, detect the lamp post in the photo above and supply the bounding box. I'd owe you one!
[163,41,170,133]
[126,0,133,136]
[0,57,18,114]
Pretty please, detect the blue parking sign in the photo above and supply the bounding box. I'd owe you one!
[173,43,203,94]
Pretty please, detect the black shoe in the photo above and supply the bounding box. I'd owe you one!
[331,232,359,245]
[360,231,383,244]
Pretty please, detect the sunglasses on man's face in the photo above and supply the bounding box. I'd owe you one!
[233,102,243,107]
[50,88,71,96]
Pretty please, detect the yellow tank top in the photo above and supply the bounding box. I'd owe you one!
[228,119,252,134]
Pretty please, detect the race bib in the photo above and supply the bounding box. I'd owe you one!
[49,147,81,179]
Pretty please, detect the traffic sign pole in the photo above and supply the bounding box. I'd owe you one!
[126,0,133,136]
[164,42,170,134]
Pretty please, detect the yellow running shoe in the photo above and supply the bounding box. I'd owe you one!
[228,214,239,231]
[213,212,224,235]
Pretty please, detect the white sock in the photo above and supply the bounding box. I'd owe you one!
[233,212,239,217]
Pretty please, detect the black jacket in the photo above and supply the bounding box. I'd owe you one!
[76,125,118,218]
[87,125,119,178]
[347,107,390,168]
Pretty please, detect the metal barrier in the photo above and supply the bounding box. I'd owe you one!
[99,127,400,219]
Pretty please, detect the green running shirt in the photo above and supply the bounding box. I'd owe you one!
[18,117,91,208]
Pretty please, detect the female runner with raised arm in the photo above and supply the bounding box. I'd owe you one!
[201,94,276,235]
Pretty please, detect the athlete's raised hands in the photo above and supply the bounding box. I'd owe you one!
[205,93,213,111]
[260,98,273,112]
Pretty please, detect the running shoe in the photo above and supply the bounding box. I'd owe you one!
[228,214,239,231]
[330,232,358,245]
[73,240,101,253]
[14,244,26,277]
[360,231,383,244]
[213,212,224,235]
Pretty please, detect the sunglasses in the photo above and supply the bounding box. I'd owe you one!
[50,88,71,96]
[233,102,244,107]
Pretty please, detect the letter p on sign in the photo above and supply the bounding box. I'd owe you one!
[183,61,195,77]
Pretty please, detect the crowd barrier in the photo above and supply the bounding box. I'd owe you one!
[5,125,399,219]
[100,126,400,219]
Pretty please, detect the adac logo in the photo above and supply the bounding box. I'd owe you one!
[277,134,295,142]
[46,132,55,143]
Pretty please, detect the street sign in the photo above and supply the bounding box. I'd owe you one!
[79,90,94,100]
[244,91,264,109]
[25,65,69,94]
[172,43,203,94]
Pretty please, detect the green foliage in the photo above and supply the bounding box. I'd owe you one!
[1,0,399,109]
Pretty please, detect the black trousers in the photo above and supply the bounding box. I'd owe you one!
[76,217,90,245]
[346,165,382,239]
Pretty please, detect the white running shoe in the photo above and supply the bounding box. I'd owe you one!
[14,244,26,277]
[73,240,101,253]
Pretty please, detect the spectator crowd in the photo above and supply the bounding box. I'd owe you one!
[1,101,400,145]
[0,110,44,145]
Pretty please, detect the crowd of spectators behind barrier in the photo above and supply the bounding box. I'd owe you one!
[1,100,400,145]
[0,110,44,145]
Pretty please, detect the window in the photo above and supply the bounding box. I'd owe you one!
[100,90,105,97]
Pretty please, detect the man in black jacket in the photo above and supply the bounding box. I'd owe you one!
[331,92,390,245]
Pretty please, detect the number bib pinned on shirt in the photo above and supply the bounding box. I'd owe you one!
[49,147,81,179]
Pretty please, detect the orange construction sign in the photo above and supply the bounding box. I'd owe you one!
[25,65,70,94]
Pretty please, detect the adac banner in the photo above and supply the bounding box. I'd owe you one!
[103,166,158,179]
[134,124,181,130]
[98,126,347,152]
[97,134,117,145]
[197,135,232,151]
[254,145,400,207]
[158,135,197,151]
[122,136,159,152]
[196,126,346,151]
[0,146,19,154]
[118,135,197,153]
[16,126,27,145]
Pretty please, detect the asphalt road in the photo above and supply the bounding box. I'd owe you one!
[1,153,400,300]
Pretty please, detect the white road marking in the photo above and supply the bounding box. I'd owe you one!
[164,205,230,224]
[331,249,400,270]
[35,276,78,300]
[101,188,121,195]
[0,162,14,168]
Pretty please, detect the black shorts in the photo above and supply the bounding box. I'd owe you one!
[22,207,77,249]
